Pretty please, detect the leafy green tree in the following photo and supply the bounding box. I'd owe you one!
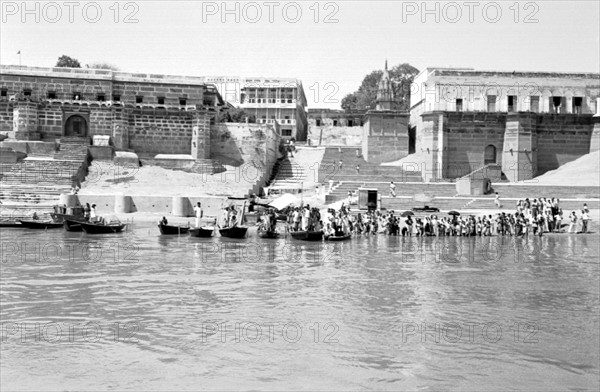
[55,55,81,68]
[341,63,419,111]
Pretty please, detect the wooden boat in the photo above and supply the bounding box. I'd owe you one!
[189,227,215,238]
[80,221,126,234]
[158,223,190,235]
[18,220,63,229]
[0,220,23,228]
[63,219,85,232]
[257,229,280,239]
[289,230,323,241]
[51,205,85,223]
[219,226,248,239]
[324,233,352,241]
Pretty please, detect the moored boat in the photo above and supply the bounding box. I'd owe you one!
[324,233,352,241]
[219,226,248,239]
[64,219,85,232]
[189,227,215,238]
[0,220,23,228]
[158,223,190,235]
[18,220,63,229]
[80,221,126,234]
[257,229,280,239]
[289,230,323,241]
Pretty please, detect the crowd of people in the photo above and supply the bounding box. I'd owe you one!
[283,198,592,238]
[258,208,278,232]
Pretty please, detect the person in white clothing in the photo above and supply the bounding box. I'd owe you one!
[193,202,203,227]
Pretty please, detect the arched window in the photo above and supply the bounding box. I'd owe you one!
[484,145,497,165]
[64,115,88,137]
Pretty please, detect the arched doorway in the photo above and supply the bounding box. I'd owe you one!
[484,145,497,165]
[64,115,88,137]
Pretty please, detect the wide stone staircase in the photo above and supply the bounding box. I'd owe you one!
[0,137,90,220]
[319,146,423,183]
[266,156,306,195]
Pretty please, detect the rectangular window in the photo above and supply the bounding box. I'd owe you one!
[456,98,463,112]
[507,96,516,112]
[333,120,338,126]
[0,88,7,97]
[24,89,32,97]
[316,119,321,126]
[72,92,81,100]
[179,98,187,106]
[48,91,57,99]
[157,97,165,105]
[348,120,353,127]
[487,95,496,112]
[282,129,292,136]
[112,94,121,102]
[573,97,583,114]
[136,96,143,104]
[529,96,539,113]
[97,93,105,102]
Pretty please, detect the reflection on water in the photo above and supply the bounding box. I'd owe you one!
[1,222,599,391]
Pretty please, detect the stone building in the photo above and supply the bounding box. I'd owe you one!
[410,68,600,181]
[201,76,308,141]
[0,65,281,178]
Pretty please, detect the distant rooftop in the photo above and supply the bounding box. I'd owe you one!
[419,66,600,80]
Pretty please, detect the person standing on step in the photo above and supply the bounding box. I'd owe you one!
[338,159,343,171]
[494,192,502,208]
[355,164,360,174]
[390,181,396,198]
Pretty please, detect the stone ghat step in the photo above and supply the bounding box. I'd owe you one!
[379,197,600,212]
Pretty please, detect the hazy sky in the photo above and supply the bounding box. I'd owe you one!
[1,0,599,108]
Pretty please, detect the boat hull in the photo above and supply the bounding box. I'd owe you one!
[219,226,248,239]
[324,233,352,241]
[80,222,126,234]
[290,231,323,241]
[158,223,190,235]
[0,221,23,228]
[64,219,85,232]
[18,220,63,229]
[189,227,215,238]
[258,230,280,239]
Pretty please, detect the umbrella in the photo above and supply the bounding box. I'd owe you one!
[400,211,414,217]
[268,193,300,210]
[448,211,461,216]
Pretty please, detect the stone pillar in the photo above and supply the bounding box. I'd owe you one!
[502,113,538,182]
[420,112,445,182]
[13,101,40,140]
[191,111,211,160]
[590,98,600,152]
[111,108,129,150]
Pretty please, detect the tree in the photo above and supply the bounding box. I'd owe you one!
[86,62,119,71]
[217,107,256,123]
[55,55,81,68]
[341,63,419,111]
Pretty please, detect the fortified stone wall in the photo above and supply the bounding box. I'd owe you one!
[535,114,593,174]
[418,111,596,181]
[210,123,281,185]
[129,109,194,155]
[362,111,410,164]
[443,112,506,178]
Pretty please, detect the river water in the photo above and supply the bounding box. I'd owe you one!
[1,222,598,391]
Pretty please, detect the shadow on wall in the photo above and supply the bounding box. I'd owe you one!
[211,129,244,166]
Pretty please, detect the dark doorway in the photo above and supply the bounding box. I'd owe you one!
[64,115,88,137]
[408,126,416,154]
[484,144,497,165]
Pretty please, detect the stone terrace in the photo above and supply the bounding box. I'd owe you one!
[0,138,89,220]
